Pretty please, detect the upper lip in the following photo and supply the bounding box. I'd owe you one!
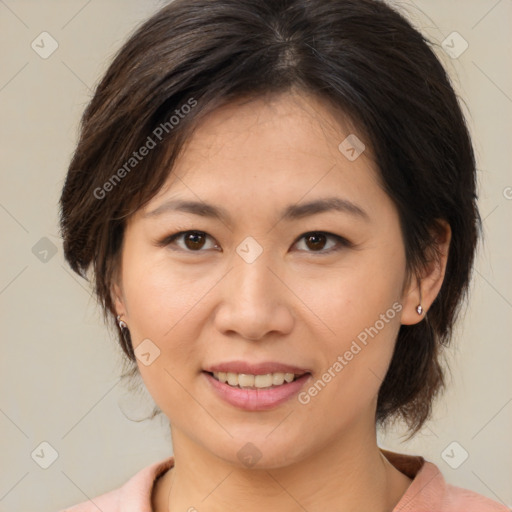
[203,361,310,376]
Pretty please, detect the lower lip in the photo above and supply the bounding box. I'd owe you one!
[203,371,311,411]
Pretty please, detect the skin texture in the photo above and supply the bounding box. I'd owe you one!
[112,90,451,512]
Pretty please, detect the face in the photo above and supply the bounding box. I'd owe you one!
[113,91,419,468]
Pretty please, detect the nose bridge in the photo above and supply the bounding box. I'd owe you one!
[214,243,294,339]
[231,245,277,307]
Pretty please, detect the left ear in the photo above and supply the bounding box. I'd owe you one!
[400,219,452,325]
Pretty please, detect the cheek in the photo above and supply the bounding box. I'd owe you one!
[122,247,198,339]
[119,249,204,395]
[299,249,404,342]
[122,258,203,421]
[296,250,404,410]
[301,289,401,419]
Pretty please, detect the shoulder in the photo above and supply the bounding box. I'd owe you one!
[57,456,175,512]
[58,487,121,512]
[383,449,510,512]
[440,479,511,512]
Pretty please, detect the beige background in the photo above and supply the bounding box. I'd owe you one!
[1,1,511,510]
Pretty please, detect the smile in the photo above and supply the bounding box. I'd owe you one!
[211,371,301,389]
[203,371,312,411]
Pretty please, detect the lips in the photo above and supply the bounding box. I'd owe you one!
[203,371,312,411]
[203,360,310,376]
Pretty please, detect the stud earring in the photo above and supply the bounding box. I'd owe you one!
[416,287,423,315]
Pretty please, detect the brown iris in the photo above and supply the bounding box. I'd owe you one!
[304,233,328,251]
[183,231,207,250]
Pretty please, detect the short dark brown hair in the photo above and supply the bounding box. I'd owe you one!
[59,0,480,434]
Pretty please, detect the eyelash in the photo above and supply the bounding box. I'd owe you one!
[156,230,352,255]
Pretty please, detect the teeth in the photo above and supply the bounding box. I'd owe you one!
[212,371,299,388]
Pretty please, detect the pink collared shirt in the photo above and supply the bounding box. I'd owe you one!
[59,450,510,511]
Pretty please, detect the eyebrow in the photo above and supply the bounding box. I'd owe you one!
[144,196,370,224]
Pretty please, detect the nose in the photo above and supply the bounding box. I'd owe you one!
[213,253,294,341]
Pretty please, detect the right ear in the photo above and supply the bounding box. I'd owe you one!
[110,272,126,317]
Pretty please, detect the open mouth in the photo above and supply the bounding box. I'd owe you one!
[205,371,309,389]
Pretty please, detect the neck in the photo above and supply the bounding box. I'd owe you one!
[153,422,412,512]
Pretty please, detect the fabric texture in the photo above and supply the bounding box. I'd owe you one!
[59,449,510,511]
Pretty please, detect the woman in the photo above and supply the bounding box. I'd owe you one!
[58,0,508,510]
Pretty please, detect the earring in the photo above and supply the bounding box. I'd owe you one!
[117,314,128,329]
[115,314,135,360]
[416,287,423,315]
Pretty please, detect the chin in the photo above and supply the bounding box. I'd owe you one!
[206,430,308,470]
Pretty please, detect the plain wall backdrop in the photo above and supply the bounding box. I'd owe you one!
[1,1,511,510]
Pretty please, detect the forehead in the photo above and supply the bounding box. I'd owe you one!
[140,91,385,222]
[177,91,369,168]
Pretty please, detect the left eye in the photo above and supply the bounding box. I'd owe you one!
[294,231,350,254]
[158,230,350,254]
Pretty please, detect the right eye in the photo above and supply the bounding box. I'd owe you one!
[158,230,220,252]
